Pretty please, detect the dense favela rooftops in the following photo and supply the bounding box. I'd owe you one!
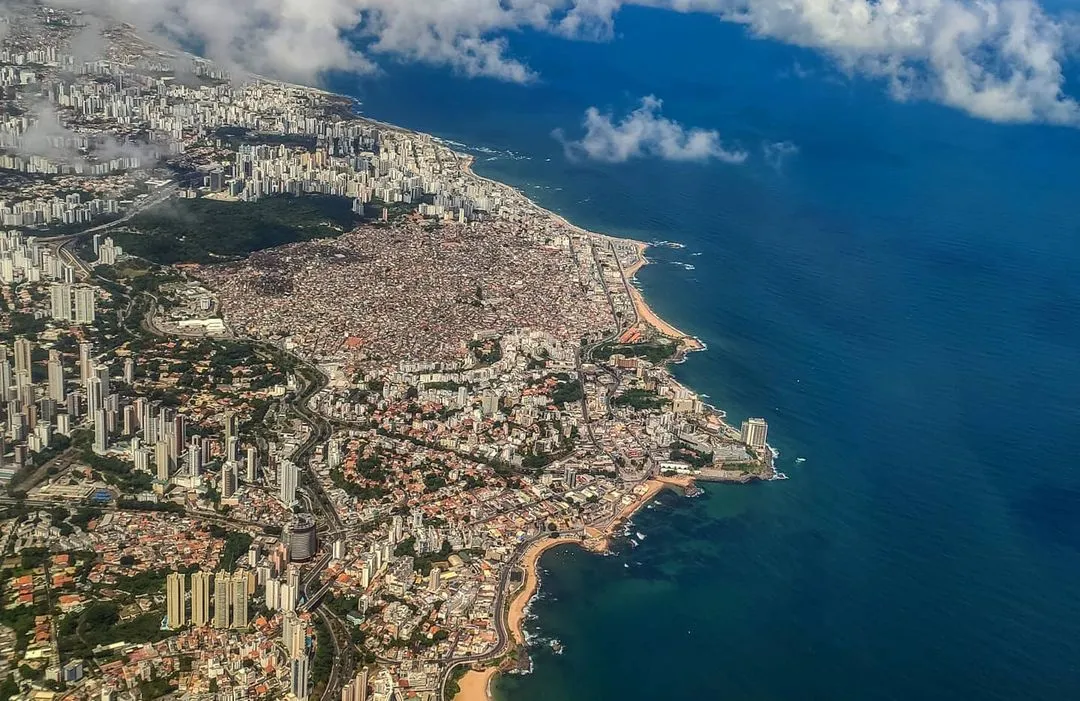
[195,219,614,364]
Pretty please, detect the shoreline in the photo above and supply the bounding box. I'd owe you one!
[507,535,586,646]
[456,477,697,700]
[457,154,705,353]
[326,106,739,701]
[455,666,499,701]
[619,240,705,351]
[229,86,752,699]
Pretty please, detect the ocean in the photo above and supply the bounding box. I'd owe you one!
[333,7,1080,700]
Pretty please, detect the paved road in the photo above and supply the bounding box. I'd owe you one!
[139,257,352,696]
[48,184,179,280]
[435,535,556,699]
[317,605,356,701]
[273,349,358,699]
[44,189,623,700]
[317,605,357,701]
[6,447,81,496]
[28,179,362,697]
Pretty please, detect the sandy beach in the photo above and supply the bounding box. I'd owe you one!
[443,152,707,700]
[452,479,695,699]
[611,479,666,527]
[455,666,499,701]
[460,154,700,350]
[620,242,705,350]
[507,535,582,645]
[507,481,682,639]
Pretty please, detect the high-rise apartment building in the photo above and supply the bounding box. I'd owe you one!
[47,350,64,402]
[223,411,237,458]
[213,571,231,628]
[166,572,186,629]
[245,445,258,482]
[13,337,32,377]
[73,285,95,324]
[283,611,305,657]
[78,342,92,385]
[93,409,107,454]
[290,656,310,701]
[342,669,368,701]
[155,440,171,482]
[221,462,237,499]
[230,570,249,629]
[50,283,72,320]
[191,571,212,627]
[740,417,769,450]
[278,459,298,506]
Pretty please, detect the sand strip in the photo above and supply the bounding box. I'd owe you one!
[455,667,498,701]
[507,536,581,645]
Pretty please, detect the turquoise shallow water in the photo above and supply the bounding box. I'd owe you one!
[331,6,1080,699]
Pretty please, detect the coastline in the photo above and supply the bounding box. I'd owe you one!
[457,154,704,353]
[619,240,704,351]
[335,112,735,701]
[507,536,586,646]
[456,477,697,700]
[456,667,499,701]
[243,88,748,700]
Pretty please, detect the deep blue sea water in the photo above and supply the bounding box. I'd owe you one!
[334,7,1080,700]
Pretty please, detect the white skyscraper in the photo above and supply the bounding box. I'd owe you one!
[86,376,103,415]
[279,582,297,613]
[155,440,171,482]
[223,411,237,458]
[73,285,95,324]
[0,358,11,402]
[221,462,238,498]
[290,656,310,701]
[230,571,249,629]
[94,364,110,400]
[97,237,120,265]
[356,668,368,701]
[341,672,368,701]
[245,445,258,482]
[79,342,92,385]
[283,611,306,657]
[47,350,64,402]
[50,283,72,320]
[13,337,32,378]
[344,669,368,701]
[265,577,281,611]
[740,417,769,450]
[187,436,203,478]
[93,409,108,454]
[213,572,231,628]
[278,460,298,506]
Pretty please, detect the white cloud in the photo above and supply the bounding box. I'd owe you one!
[53,0,1080,126]
[555,95,749,163]
[649,0,1079,124]
[763,140,799,170]
[12,102,161,167]
[65,0,573,84]
[68,0,377,82]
